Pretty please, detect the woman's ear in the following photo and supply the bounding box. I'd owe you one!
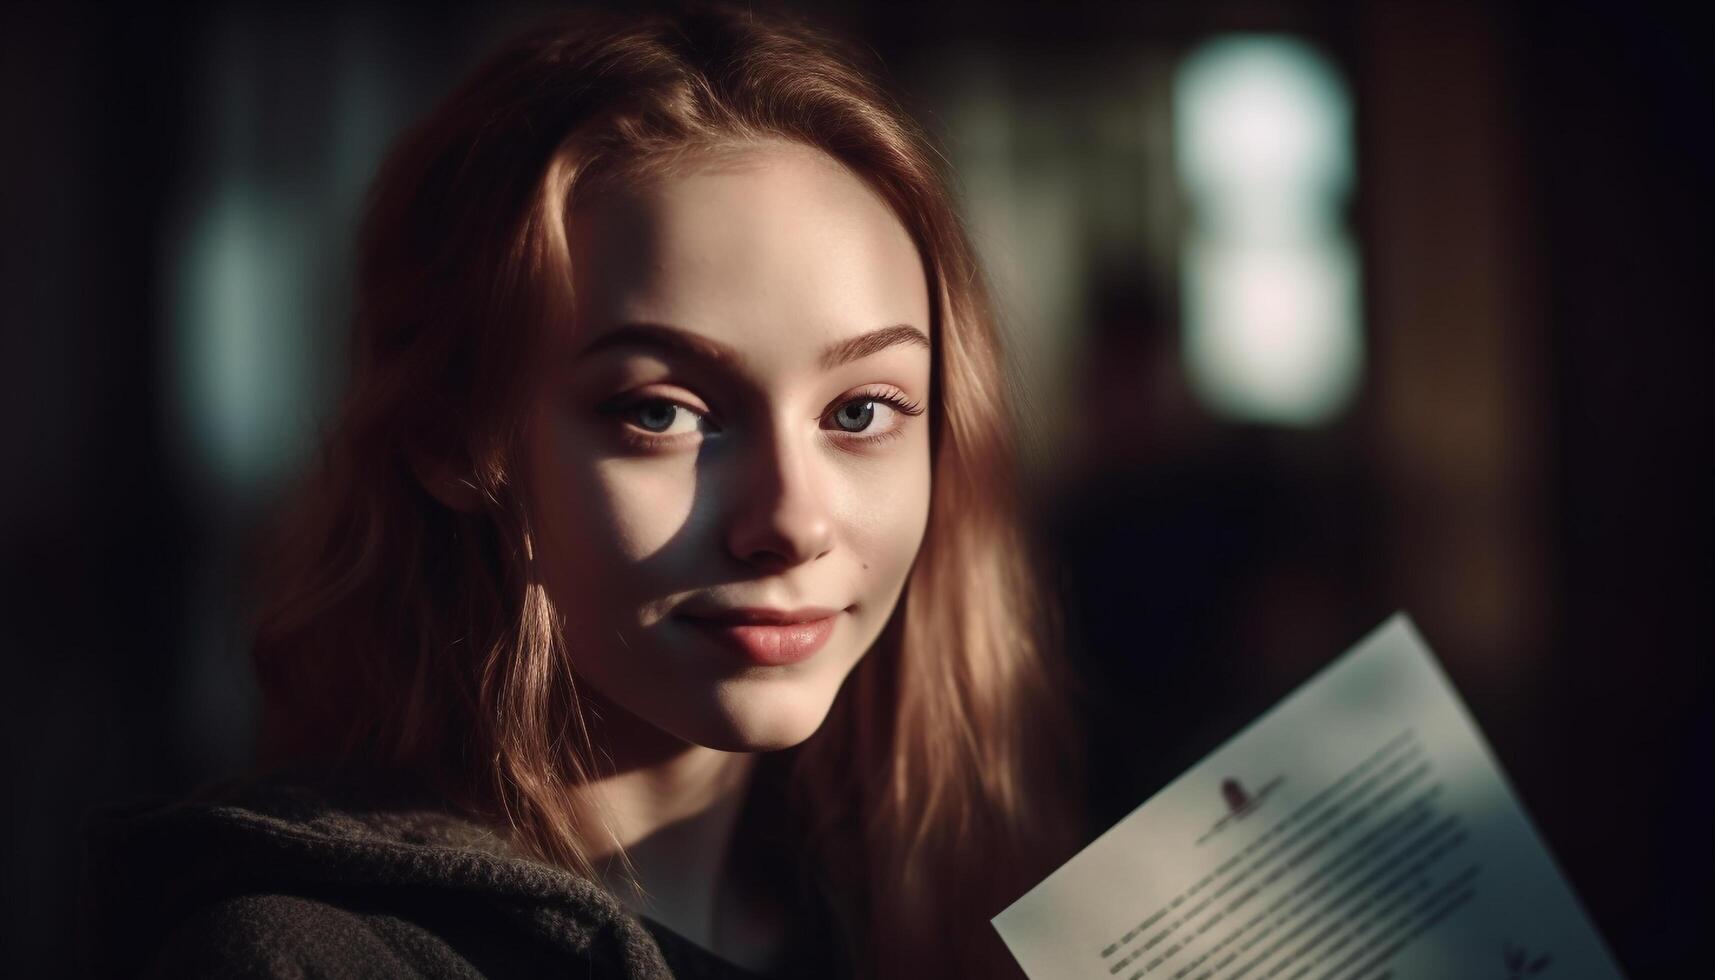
[409,450,485,514]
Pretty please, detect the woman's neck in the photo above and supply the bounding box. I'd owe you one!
[588,749,755,941]
[566,691,783,966]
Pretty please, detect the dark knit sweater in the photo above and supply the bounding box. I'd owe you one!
[78,766,860,979]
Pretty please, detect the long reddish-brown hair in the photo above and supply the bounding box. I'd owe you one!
[249,3,1084,975]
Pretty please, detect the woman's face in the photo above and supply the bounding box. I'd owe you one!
[520,140,933,753]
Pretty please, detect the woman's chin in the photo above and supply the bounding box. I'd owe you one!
[680,688,837,753]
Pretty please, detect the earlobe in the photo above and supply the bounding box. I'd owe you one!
[409,451,485,514]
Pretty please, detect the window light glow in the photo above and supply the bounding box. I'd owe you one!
[1174,36,1362,427]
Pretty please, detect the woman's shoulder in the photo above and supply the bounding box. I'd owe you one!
[79,766,679,979]
[142,891,446,978]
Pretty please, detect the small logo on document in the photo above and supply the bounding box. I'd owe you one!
[1222,778,1255,815]
[1502,940,1553,977]
[1195,774,1284,846]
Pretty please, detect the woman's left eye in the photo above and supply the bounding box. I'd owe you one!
[822,390,925,440]
[829,399,881,432]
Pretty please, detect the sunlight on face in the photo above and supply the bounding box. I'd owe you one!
[521,140,933,752]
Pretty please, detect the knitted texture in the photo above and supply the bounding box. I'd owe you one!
[78,770,776,979]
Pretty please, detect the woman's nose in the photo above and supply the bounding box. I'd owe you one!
[724,422,834,572]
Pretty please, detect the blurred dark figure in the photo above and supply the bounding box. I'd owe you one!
[1046,269,1381,834]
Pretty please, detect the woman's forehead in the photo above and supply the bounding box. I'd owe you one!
[557,141,931,370]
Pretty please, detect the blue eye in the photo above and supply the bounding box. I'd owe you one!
[633,401,680,433]
[819,389,927,446]
[601,397,711,441]
[831,400,876,432]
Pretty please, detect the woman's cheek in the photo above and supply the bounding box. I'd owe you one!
[530,420,690,590]
[590,455,701,563]
[832,439,931,581]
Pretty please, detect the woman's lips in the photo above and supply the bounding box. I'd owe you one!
[678,613,839,666]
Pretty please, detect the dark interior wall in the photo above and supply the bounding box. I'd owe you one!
[2,0,1706,975]
[1505,0,1713,968]
[2,4,197,970]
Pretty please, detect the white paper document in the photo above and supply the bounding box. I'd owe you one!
[994,614,1626,980]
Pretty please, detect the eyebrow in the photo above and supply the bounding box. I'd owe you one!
[572,321,930,372]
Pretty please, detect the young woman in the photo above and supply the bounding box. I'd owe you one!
[83,4,1085,977]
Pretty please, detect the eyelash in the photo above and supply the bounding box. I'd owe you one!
[598,387,925,452]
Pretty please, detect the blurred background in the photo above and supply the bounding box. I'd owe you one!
[2,0,1707,974]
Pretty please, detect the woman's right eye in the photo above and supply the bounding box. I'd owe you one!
[630,399,697,434]
[600,396,712,441]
